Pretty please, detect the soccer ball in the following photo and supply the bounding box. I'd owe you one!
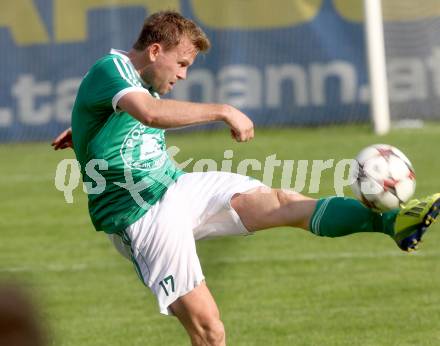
[350,144,416,211]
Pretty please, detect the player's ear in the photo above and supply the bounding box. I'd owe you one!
[147,43,162,62]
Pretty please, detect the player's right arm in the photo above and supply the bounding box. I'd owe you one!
[117,91,254,142]
[53,54,254,146]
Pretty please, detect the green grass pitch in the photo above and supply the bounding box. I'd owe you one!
[1,124,440,345]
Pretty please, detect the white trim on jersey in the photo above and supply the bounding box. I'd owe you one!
[112,87,151,112]
[110,48,130,62]
[126,62,143,86]
[110,48,151,89]
[120,59,141,87]
[113,58,136,87]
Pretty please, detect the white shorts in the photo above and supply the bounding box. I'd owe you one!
[109,172,265,315]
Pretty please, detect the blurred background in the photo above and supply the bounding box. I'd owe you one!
[1,0,440,142]
[1,1,440,345]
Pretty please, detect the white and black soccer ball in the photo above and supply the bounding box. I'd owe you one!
[350,144,416,211]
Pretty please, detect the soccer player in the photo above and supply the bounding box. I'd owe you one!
[52,11,440,346]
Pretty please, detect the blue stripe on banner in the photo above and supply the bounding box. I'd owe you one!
[1,1,439,142]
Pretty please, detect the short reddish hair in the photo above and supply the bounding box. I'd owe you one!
[133,11,210,53]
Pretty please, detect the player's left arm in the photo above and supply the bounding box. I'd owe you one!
[51,127,73,150]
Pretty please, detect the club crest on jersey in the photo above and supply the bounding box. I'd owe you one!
[120,124,167,171]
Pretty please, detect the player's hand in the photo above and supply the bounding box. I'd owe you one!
[223,105,254,142]
[51,127,73,150]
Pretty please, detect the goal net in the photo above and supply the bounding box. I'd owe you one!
[382,0,440,124]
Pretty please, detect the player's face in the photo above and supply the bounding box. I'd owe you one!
[143,36,197,95]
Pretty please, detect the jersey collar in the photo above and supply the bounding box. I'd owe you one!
[109,48,155,92]
[109,48,130,62]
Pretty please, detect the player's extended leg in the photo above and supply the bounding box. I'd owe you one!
[231,187,393,235]
[231,187,317,231]
[170,282,225,346]
[231,187,440,251]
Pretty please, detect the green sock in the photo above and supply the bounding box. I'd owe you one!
[309,197,398,238]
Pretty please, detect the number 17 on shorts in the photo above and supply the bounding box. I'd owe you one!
[159,275,175,296]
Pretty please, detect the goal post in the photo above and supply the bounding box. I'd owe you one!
[363,0,391,135]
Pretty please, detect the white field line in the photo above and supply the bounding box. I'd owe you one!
[0,263,97,273]
[0,174,55,183]
[1,250,439,273]
[204,249,440,265]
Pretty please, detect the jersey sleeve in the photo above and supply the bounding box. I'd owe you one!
[84,55,150,112]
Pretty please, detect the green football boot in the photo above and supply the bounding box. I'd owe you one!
[393,193,440,251]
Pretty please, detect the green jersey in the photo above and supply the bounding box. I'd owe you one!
[71,49,184,234]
